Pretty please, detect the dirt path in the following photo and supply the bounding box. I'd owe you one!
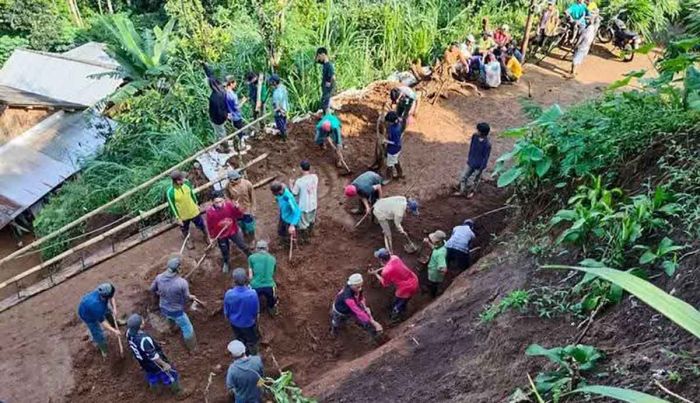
[0,50,654,403]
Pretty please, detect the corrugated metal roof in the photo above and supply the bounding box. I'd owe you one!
[0,85,86,109]
[0,48,122,107]
[0,111,114,229]
[62,42,120,68]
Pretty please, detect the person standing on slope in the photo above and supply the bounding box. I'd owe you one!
[166,170,207,249]
[290,160,318,242]
[370,248,419,322]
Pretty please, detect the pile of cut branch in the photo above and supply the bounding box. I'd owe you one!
[410,53,482,105]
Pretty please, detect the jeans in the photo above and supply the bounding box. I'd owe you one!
[321,85,333,112]
[217,230,251,265]
[460,165,483,194]
[85,320,106,348]
[181,215,206,237]
[447,247,471,272]
[231,324,260,355]
[163,310,195,341]
[390,297,409,320]
[274,112,287,138]
[254,287,277,310]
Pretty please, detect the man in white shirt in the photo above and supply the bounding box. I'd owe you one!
[290,160,319,243]
[372,196,419,253]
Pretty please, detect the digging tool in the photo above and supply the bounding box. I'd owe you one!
[401,232,419,254]
[326,137,351,174]
[354,211,370,228]
[111,298,124,357]
[190,296,209,312]
[153,360,176,384]
[185,223,231,279]
[288,231,297,261]
[179,231,191,254]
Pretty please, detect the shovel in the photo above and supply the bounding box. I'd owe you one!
[401,232,419,254]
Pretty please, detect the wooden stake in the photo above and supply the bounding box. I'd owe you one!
[521,0,538,59]
[111,298,124,357]
[179,232,191,255]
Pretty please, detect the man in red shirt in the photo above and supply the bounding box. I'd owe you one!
[371,248,419,322]
[205,191,251,273]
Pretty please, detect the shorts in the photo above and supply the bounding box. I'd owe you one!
[299,210,317,230]
[146,368,179,386]
[386,152,401,167]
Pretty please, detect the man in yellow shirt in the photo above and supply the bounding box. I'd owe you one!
[505,51,523,82]
[166,170,207,249]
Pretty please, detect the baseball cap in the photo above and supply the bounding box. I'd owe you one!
[268,74,281,84]
[429,230,447,243]
[344,184,358,197]
[374,248,391,260]
[170,170,184,181]
[96,283,115,298]
[227,340,246,357]
[347,273,363,286]
[167,256,181,272]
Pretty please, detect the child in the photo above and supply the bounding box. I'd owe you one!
[424,230,447,298]
[456,122,492,198]
[383,111,404,181]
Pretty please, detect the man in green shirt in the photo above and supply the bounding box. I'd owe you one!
[248,240,278,315]
[424,230,447,298]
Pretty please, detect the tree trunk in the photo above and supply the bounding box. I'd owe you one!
[66,0,84,27]
[97,0,103,14]
[106,0,114,14]
[521,0,537,59]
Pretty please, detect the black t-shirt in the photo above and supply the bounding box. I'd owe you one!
[209,90,228,125]
[322,61,335,88]
[127,329,168,373]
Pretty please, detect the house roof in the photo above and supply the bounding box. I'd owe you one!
[62,42,120,68]
[0,111,114,229]
[0,85,86,109]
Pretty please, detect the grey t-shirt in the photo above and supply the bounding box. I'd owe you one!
[150,271,190,314]
[226,355,264,403]
[352,171,382,199]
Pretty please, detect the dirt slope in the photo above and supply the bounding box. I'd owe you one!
[0,50,655,403]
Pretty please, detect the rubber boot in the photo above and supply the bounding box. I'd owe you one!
[97,343,108,359]
[222,261,230,273]
[396,162,405,179]
[184,335,197,353]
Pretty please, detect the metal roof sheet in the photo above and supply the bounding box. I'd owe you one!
[0,85,86,109]
[62,42,120,68]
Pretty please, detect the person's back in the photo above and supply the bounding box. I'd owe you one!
[208,82,228,125]
[224,286,259,328]
[275,188,301,225]
[226,355,264,403]
[272,85,289,113]
[78,290,107,322]
[382,256,419,298]
[352,171,382,198]
[447,224,476,252]
[249,252,276,289]
[484,61,501,88]
[292,174,318,213]
[468,134,492,170]
[227,178,254,212]
[152,271,189,314]
[506,56,523,80]
[373,196,406,222]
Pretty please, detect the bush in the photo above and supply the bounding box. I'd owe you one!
[0,34,27,65]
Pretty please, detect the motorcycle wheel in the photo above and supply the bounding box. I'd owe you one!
[597,27,613,44]
[622,43,635,62]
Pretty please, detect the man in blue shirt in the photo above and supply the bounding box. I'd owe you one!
[225,339,264,403]
[224,268,260,354]
[77,282,120,357]
[456,122,492,199]
[446,219,477,272]
[270,182,301,244]
[125,314,180,394]
[225,76,249,149]
[383,111,405,181]
[566,0,589,31]
[316,47,335,114]
[268,74,289,140]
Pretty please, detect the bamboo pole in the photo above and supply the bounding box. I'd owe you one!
[0,115,271,269]
[0,153,269,291]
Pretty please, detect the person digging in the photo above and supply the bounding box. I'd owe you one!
[225,169,257,244]
[224,268,261,355]
[423,230,448,298]
[330,273,383,340]
[446,219,476,273]
[248,240,279,316]
[270,182,301,246]
[125,313,181,394]
[372,196,420,254]
[77,282,120,358]
[205,190,251,273]
[225,339,264,403]
[344,170,383,224]
[150,256,198,352]
[166,170,207,249]
[370,248,419,323]
[315,113,349,172]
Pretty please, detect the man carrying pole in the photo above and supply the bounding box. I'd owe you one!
[205,191,251,273]
[290,160,318,243]
[166,170,207,250]
[372,196,420,253]
[225,169,257,244]
[315,114,349,172]
[150,256,198,352]
[330,273,383,340]
[77,282,120,358]
[370,248,419,322]
[125,314,181,394]
[224,268,261,355]
[270,182,301,246]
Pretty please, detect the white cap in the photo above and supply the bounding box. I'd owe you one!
[227,340,246,357]
[347,273,363,286]
[467,34,475,43]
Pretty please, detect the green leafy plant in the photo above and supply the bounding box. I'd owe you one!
[262,371,316,403]
[566,385,670,402]
[635,237,686,276]
[479,290,530,323]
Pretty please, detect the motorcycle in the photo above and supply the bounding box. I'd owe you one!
[597,11,641,62]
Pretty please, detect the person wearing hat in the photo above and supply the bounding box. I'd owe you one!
[345,170,383,219]
[315,114,347,169]
[383,111,405,181]
[248,240,278,316]
[150,256,198,351]
[270,182,301,244]
[225,339,264,403]
[455,122,492,198]
[205,190,251,273]
[224,268,260,354]
[125,314,180,394]
[290,160,318,242]
[226,169,257,242]
[372,196,419,253]
[330,273,383,338]
[166,170,206,249]
[493,24,511,47]
[424,230,448,298]
[446,219,476,272]
[268,74,289,140]
[315,47,335,114]
[77,282,119,357]
[370,248,419,322]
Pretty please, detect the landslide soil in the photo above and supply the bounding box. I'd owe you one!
[0,51,656,403]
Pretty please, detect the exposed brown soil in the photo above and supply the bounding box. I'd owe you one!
[0,51,664,403]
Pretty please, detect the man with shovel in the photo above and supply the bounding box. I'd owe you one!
[372,196,419,253]
[344,170,383,222]
[77,282,120,358]
[125,314,181,394]
[166,170,207,250]
[150,256,198,352]
[315,114,350,172]
[330,273,383,340]
[205,191,251,273]
[370,248,419,322]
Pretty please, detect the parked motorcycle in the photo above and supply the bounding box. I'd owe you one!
[597,11,641,62]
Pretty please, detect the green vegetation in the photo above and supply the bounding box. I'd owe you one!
[263,371,316,403]
[479,289,530,323]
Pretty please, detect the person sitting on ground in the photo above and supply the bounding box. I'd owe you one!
[424,230,448,298]
[383,111,405,181]
[77,282,120,358]
[248,240,278,316]
[493,24,511,47]
[224,268,260,355]
[225,339,264,403]
[504,50,523,82]
[482,53,502,88]
[344,170,384,218]
[166,170,207,250]
[477,32,496,54]
[290,160,318,242]
[446,219,476,272]
[446,42,470,82]
[224,76,248,149]
[268,74,289,140]
[315,114,346,168]
[205,191,251,273]
[456,122,492,198]
[507,40,525,64]
[371,248,419,322]
[150,256,198,351]
[459,34,476,60]
[372,196,420,254]
[125,314,181,394]
[225,169,257,243]
[270,182,301,245]
[330,273,383,339]
[245,71,267,121]
[389,85,418,131]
